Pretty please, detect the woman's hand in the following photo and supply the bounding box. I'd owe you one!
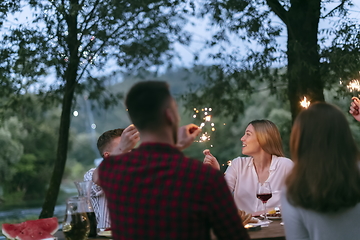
[350,97,360,122]
[203,149,220,170]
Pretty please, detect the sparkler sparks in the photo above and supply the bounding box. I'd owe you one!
[199,132,211,142]
[300,96,310,109]
[347,79,360,93]
[193,107,215,145]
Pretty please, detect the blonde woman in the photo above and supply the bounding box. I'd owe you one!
[204,120,293,214]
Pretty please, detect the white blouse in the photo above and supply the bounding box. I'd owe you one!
[224,155,293,213]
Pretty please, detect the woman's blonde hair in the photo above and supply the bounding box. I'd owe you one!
[249,119,284,157]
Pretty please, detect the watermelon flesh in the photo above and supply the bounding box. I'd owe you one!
[16,226,53,240]
[1,222,25,239]
[2,217,58,240]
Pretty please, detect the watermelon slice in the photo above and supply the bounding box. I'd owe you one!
[16,226,54,240]
[2,217,58,240]
[1,222,25,239]
[23,217,58,235]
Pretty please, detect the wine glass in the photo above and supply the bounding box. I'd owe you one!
[256,182,272,223]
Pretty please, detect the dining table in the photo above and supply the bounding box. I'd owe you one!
[246,220,285,240]
[54,220,286,240]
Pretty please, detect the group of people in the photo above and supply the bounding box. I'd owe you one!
[82,80,360,240]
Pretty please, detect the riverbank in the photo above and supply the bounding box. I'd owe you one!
[0,204,66,223]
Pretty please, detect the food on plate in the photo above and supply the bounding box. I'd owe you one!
[267,209,276,214]
[2,217,58,240]
[238,210,259,225]
[267,212,282,218]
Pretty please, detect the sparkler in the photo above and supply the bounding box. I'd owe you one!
[347,79,360,97]
[300,96,310,109]
[193,107,215,146]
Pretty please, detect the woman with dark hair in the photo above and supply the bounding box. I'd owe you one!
[282,102,360,240]
[204,119,293,214]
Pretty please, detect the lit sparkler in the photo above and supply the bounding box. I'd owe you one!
[193,107,215,146]
[347,79,360,96]
[199,132,211,142]
[300,96,310,109]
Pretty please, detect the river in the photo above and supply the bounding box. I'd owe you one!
[0,204,66,222]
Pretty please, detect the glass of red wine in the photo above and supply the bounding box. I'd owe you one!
[256,182,272,223]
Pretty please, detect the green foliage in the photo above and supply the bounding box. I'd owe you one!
[0,0,198,217]
[0,1,21,25]
[190,0,359,121]
[321,21,360,92]
[67,133,97,166]
[64,158,87,182]
[0,95,59,204]
[0,117,25,183]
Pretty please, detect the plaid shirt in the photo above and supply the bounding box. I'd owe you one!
[98,143,249,240]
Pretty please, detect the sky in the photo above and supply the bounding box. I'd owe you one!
[3,1,360,85]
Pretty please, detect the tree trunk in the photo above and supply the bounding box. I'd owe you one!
[39,77,77,218]
[287,0,324,121]
[39,0,80,218]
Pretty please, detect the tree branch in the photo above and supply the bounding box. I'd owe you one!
[322,0,348,18]
[266,0,288,25]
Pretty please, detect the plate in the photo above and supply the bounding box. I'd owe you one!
[98,230,112,237]
[246,220,271,227]
[261,214,282,220]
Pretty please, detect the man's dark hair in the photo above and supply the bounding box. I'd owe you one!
[97,128,124,156]
[125,81,171,131]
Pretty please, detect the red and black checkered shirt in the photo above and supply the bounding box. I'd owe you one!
[98,142,249,240]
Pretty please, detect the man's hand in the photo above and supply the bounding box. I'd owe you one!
[176,124,201,151]
[112,124,140,155]
[203,149,220,170]
[350,97,360,122]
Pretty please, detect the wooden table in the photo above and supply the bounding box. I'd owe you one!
[55,221,285,240]
[247,221,285,240]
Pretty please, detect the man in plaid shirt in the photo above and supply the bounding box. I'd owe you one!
[98,81,249,240]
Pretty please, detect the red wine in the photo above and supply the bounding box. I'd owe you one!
[86,212,97,237]
[257,193,272,203]
[63,213,90,240]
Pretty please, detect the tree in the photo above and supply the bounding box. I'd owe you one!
[190,0,359,121]
[1,0,194,217]
[0,94,59,205]
[0,117,25,187]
